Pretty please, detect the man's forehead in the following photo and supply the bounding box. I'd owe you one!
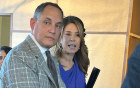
[39,16,63,23]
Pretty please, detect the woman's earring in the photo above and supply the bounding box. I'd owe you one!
[60,43,63,49]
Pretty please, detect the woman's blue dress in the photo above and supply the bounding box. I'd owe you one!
[59,58,86,88]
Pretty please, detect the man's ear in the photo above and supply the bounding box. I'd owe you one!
[30,18,36,32]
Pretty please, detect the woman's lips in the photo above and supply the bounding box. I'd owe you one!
[68,44,76,48]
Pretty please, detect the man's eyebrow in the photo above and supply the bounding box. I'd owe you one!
[45,17,51,21]
[56,21,63,25]
[44,17,63,24]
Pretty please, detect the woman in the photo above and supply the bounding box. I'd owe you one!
[54,16,90,88]
[0,46,12,68]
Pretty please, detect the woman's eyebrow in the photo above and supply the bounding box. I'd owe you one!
[65,31,71,33]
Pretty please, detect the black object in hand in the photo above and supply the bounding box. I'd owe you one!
[86,67,100,88]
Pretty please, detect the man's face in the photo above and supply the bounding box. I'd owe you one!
[31,5,63,49]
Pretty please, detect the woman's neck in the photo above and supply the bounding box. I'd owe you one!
[59,53,75,71]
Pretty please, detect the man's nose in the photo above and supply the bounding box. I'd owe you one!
[49,24,56,34]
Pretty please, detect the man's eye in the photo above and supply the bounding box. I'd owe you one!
[56,24,62,29]
[45,22,50,24]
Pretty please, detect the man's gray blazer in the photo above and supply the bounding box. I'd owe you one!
[0,35,66,88]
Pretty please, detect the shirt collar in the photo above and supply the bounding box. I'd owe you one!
[29,33,50,54]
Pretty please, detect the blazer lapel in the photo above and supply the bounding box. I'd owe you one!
[25,35,57,87]
[36,55,56,86]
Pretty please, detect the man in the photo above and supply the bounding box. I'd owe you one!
[121,43,140,88]
[0,2,66,88]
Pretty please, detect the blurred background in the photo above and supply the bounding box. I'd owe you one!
[0,0,136,88]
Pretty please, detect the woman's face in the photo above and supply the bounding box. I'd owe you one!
[0,50,6,67]
[61,23,81,55]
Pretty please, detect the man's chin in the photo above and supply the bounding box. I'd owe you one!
[44,43,55,49]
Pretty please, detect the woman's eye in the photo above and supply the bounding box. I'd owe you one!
[76,34,80,37]
[65,33,70,36]
[0,56,2,60]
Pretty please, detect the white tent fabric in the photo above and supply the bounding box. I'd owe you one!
[0,0,131,88]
